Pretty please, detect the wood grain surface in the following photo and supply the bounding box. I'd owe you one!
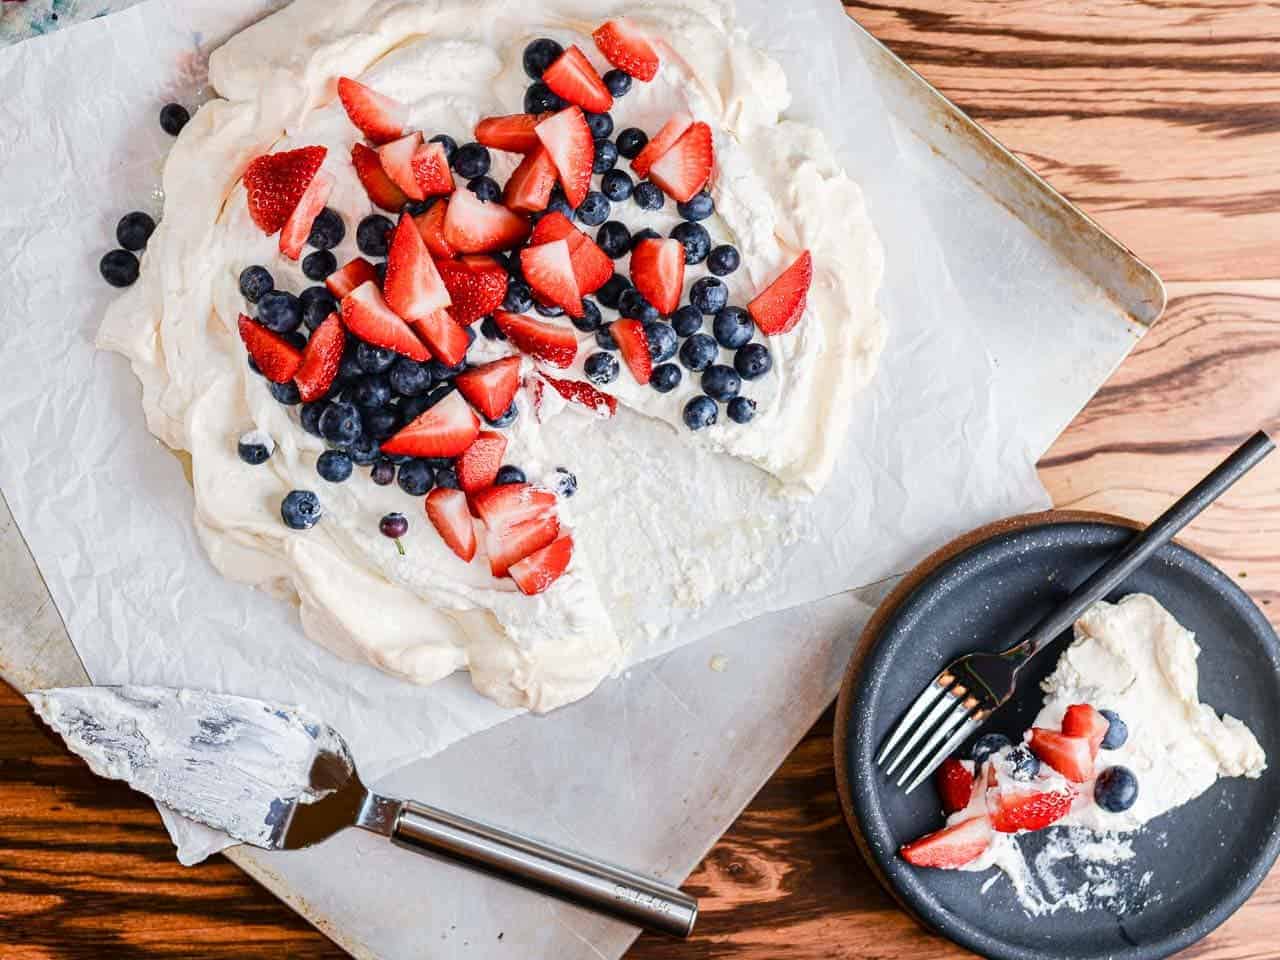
[4,1,1280,957]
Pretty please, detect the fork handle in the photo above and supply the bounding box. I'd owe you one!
[1006,430,1274,666]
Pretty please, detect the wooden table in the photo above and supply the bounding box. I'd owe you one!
[4,1,1279,956]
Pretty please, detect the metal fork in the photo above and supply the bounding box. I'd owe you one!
[876,430,1275,795]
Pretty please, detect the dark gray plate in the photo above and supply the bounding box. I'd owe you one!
[838,519,1280,960]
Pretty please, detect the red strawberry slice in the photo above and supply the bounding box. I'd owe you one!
[237,314,302,383]
[442,188,531,254]
[510,536,573,596]
[326,257,379,298]
[631,112,691,178]
[937,758,975,815]
[592,18,660,82]
[337,77,407,145]
[378,131,426,202]
[1028,728,1095,783]
[434,256,509,324]
[340,281,431,361]
[988,783,1076,833]
[1061,704,1110,756]
[414,200,455,260]
[476,114,546,154]
[749,250,813,336]
[531,214,614,295]
[279,170,335,260]
[629,237,685,315]
[503,146,558,214]
[243,145,327,235]
[411,307,471,367]
[494,311,578,368]
[540,375,617,418]
[611,318,652,385]
[900,816,992,869]
[411,141,454,198]
[425,487,477,562]
[455,357,522,422]
[472,483,560,577]
[381,389,480,458]
[520,240,583,317]
[535,107,594,208]
[648,121,713,203]
[293,312,345,402]
[351,142,409,212]
[384,214,451,323]
[542,45,613,114]
[455,430,509,493]
[530,210,578,246]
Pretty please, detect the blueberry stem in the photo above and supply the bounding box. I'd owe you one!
[394,538,405,557]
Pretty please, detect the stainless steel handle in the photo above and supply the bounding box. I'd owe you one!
[388,799,698,938]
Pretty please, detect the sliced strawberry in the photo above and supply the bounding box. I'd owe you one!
[937,758,975,816]
[630,111,691,179]
[455,357,522,421]
[411,141,454,198]
[535,107,594,208]
[326,257,379,298]
[340,281,430,361]
[494,312,578,369]
[1061,704,1110,756]
[472,483,560,577]
[351,142,410,212]
[629,237,684,315]
[988,783,1076,833]
[337,77,407,145]
[542,46,613,114]
[279,170,335,260]
[520,240,583,317]
[381,389,480,458]
[293,312,345,402]
[503,147,558,214]
[749,251,813,336]
[648,121,713,204]
[611,318,652,385]
[531,214,614,295]
[455,431,509,493]
[237,314,302,383]
[414,200,455,259]
[900,817,992,869]
[592,19,660,82]
[426,487,477,562]
[476,113,545,154]
[442,188,531,254]
[540,375,617,418]
[1028,728,1095,783]
[510,536,573,595]
[435,256,509,324]
[383,214,451,323]
[411,307,471,367]
[377,131,426,202]
[530,210,578,246]
[243,145,327,235]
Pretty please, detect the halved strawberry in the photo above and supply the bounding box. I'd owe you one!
[494,312,578,368]
[749,250,813,336]
[629,237,684,315]
[520,240,583,317]
[455,357,522,421]
[414,200,455,259]
[279,170,335,260]
[542,46,612,114]
[383,214,451,323]
[411,307,470,367]
[377,131,426,202]
[411,141,454,198]
[535,107,594,208]
[381,389,480,458]
[592,19,660,82]
[1061,704,1110,756]
[937,758,975,816]
[340,281,431,361]
[455,430,509,492]
[503,147,558,214]
[337,77,407,145]
[243,145,328,235]
[531,214,614,295]
[293,312,345,402]
[988,783,1076,833]
[472,483,560,577]
[1028,728,1095,783]
[900,816,992,869]
[237,314,302,383]
[435,256,509,324]
[425,487,477,562]
[326,257,379,298]
[540,375,617,418]
[510,536,573,595]
[442,188,531,254]
[611,318,652,385]
[630,112,691,179]
[530,210,578,246]
[476,114,545,154]
[351,142,409,212]
[648,121,713,204]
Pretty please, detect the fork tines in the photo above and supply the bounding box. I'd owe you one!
[876,671,987,795]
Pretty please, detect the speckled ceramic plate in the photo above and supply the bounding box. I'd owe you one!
[834,510,1280,960]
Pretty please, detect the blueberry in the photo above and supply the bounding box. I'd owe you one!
[970,732,1012,766]
[499,279,532,314]
[282,330,308,351]
[380,512,409,545]
[258,290,302,333]
[353,374,393,410]
[388,357,433,396]
[428,357,467,380]
[300,401,328,436]
[452,142,491,179]
[734,342,772,380]
[1100,709,1129,750]
[596,274,631,309]
[434,466,461,490]
[572,298,603,333]
[592,138,619,174]
[616,127,648,159]
[1006,745,1042,781]
[316,450,353,483]
[546,185,575,220]
[397,459,435,496]
[690,277,727,315]
[495,465,527,485]
[374,261,387,286]
[269,379,302,405]
[356,214,394,257]
[281,490,321,530]
[534,300,565,318]
[426,133,457,163]
[318,401,363,446]
[671,305,703,337]
[671,221,710,264]
[727,396,756,424]
[651,363,682,393]
[403,199,434,217]
[603,69,632,97]
[584,351,620,384]
[480,315,508,341]
[707,244,741,277]
[701,364,740,402]
[582,110,612,138]
[302,249,337,281]
[595,325,618,351]
[683,395,718,431]
[300,286,338,330]
[159,102,190,136]
[676,191,715,222]
[596,221,631,258]
[352,341,394,374]
[116,211,156,251]
[307,207,345,249]
[600,171,633,205]
[633,181,664,210]
[679,333,718,371]
[1095,766,1139,812]
[100,249,139,287]
[467,175,501,202]
[632,227,663,248]
[523,38,564,78]
[347,434,382,466]
[336,347,365,385]
[237,430,274,465]
[712,306,754,349]
[618,289,659,322]
[239,265,274,303]
[371,459,397,486]
[362,406,399,441]
[525,81,567,114]
[576,191,611,226]
[486,402,519,428]
[644,321,678,362]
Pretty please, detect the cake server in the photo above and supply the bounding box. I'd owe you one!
[26,684,698,938]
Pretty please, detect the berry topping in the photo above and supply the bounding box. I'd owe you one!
[116,211,156,251]
[592,19,660,82]
[603,69,632,98]
[100,249,139,288]
[476,113,546,154]
[900,816,992,869]
[302,250,338,281]
[712,305,754,349]
[525,81,567,115]
[258,290,302,333]
[504,146,559,213]
[670,220,711,265]
[677,191,715,222]
[307,208,345,250]
[455,356,522,422]
[244,145,328,235]
[442,188,531,254]
[734,342,772,380]
[281,490,322,530]
[337,77,407,145]
[650,362,682,393]
[325,257,379,299]
[749,250,813,335]
[701,364,740,402]
[671,305,703,337]
[383,214,451,323]
[294,312,346,402]
[1100,709,1129,750]
[936,758,975,815]
[341,281,431,361]
[351,142,409,212]
[1004,745,1042,780]
[648,122,713,204]
[378,131,427,202]
[371,459,396,485]
[683,395,718,431]
[611,318,653,385]
[426,487,478,562]
[632,181,664,211]
[511,535,574,596]
[159,102,190,136]
[494,311,578,368]
[708,244,741,277]
[600,170,633,203]
[451,142,492,180]
[239,265,274,303]
[629,237,685,315]
[411,308,471,368]
[238,314,303,383]
[1028,728,1095,783]
[456,430,509,493]
[357,342,398,374]
[644,321,678,363]
[382,389,481,458]
[584,351,619,385]
[469,176,502,201]
[397,459,436,496]
[357,213,394,257]
[435,256,510,324]
[269,380,302,405]
[616,127,648,159]
[679,332,718,372]
[471,483,560,578]
[520,240,584,317]
[971,732,1012,766]
[1095,766,1139,812]
[317,449,354,483]
[535,107,595,208]
[413,200,456,259]
[237,431,274,465]
[989,782,1075,833]
[596,221,631,259]
[410,141,455,198]
[542,45,613,114]
[631,112,691,178]
[690,276,727,315]
[574,190,609,227]
[523,38,565,79]
[319,401,363,446]
[495,465,527,485]
[552,468,578,497]
[379,512,409,554]
[543,374,618,417]
[1062,704,1111,756]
